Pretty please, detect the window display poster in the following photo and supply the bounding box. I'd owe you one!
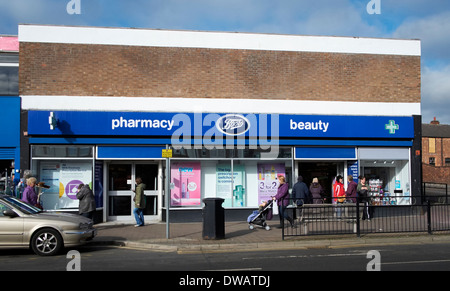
[39,162,92,210]
[348,161,359,184]
[216,164,246,207]
[171,162,201,206]
[257,163,285,204]
[94,161,104,208]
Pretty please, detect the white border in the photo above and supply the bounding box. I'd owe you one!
[18,25,421,56]
[20,95,421,117]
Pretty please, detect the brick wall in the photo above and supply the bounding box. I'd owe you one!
[422,136,450,184]
[423,164,450,184]
[422,137,450,167]
[19,42,421,102]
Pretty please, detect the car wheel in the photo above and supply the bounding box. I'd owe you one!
[31,228,63,256]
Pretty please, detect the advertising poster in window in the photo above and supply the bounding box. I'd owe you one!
[39,162,92,210]
[171,162,201,207]
[257,163,285,204]
[216,164,246,207]
[347,161,359,184]
[94,161,104,208]
[39,162,61,210]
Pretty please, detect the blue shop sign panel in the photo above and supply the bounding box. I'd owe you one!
[28,111,414,139]
[0,97,20,148]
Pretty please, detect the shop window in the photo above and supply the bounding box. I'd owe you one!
[445,158,450,166]
[170,159,292,208]
[30,145,95,211]
[0,66,18,95]
[31,160,93,210]
[170,161,206,208]
[360,159,410,205]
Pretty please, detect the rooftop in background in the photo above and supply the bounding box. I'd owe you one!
[423,117,450,138]
[0,36,19,52]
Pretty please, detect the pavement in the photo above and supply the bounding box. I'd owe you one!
[91,220,450,253]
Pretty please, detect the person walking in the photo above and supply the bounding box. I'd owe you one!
[272,175,294,228]
[132,177,146,227]
[309,177,325,204]
[76,184,96,220]
[21,177,38,207]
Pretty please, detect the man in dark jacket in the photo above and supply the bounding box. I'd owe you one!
[76,184,96,219]
[292,176,311,206]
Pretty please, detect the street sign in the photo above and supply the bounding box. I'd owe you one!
[162,149,172,158]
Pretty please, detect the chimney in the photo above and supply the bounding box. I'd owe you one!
[430,117,440,125]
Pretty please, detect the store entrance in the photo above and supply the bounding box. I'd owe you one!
[297,162,343,203]
[107,162,161,222]
[0,160,14,195]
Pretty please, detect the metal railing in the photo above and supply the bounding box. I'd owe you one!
[281,197,450,239]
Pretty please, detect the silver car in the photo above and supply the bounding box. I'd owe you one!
[0,195,96,256]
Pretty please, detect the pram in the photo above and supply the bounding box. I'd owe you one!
[247,200,274,231]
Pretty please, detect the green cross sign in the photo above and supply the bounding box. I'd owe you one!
[385,120,399,134]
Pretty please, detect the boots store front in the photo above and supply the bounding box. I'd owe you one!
[26,111,418,222]
[19,25,422,223]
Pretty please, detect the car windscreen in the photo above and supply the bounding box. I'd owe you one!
[3,196,42,214]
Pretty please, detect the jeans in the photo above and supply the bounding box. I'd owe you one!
[278,205,292,224]
[335,202,343,218]
[133,208,145,226]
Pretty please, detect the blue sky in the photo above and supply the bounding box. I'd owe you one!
[1,0,449,124]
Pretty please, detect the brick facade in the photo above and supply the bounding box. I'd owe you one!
[422,122,450,185]
[423,164,450,184]
[422,136,450,167]
[19,42,421,102]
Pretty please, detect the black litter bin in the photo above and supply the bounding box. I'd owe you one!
[202,198,225,240]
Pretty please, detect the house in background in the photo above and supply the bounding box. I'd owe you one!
[422,117,450,185]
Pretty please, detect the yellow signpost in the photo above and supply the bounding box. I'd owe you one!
[162,149,173,158]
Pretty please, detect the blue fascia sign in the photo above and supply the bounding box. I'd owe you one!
[27,111,414,139]
[0,97,21,148]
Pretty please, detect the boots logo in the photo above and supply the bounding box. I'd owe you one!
[216,114,251,136]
